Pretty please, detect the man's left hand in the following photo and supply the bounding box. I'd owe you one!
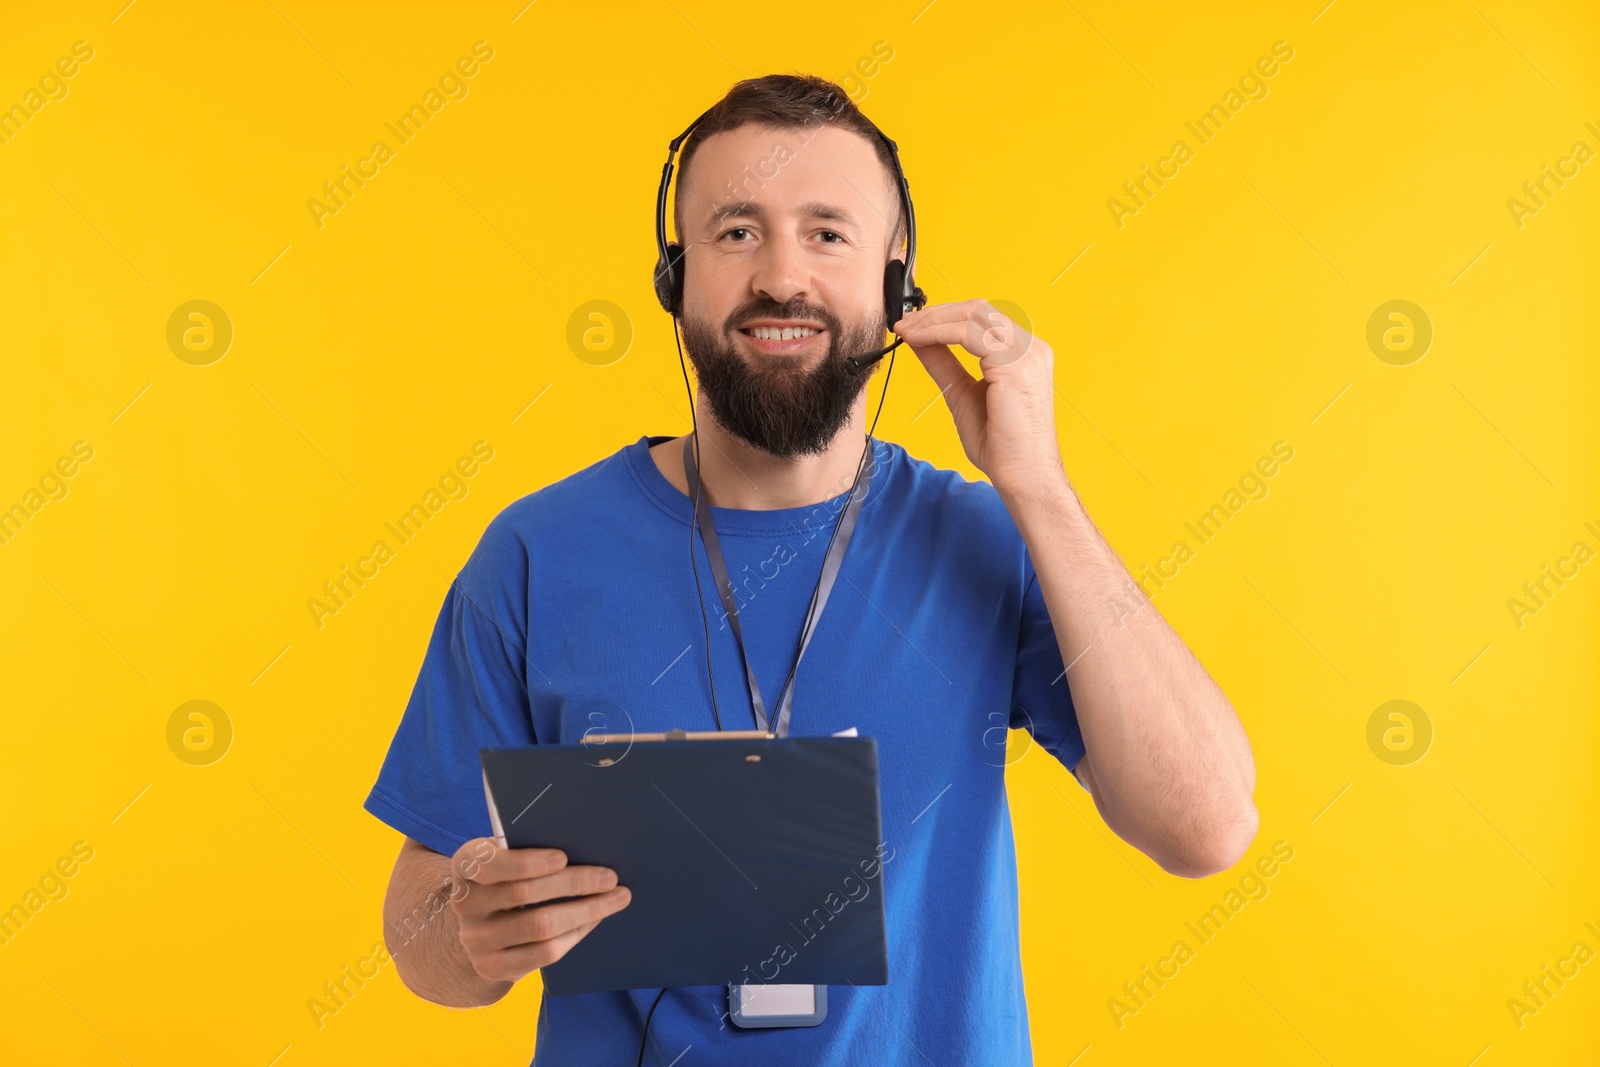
[893,299,1065,500]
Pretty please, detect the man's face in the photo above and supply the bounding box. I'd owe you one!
[675,122,903,459]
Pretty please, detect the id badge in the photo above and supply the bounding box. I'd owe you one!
[727,983,827,1028]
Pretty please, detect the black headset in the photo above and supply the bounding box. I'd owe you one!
[652,104,926,372]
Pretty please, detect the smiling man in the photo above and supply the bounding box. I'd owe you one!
[365,74,1257,1065]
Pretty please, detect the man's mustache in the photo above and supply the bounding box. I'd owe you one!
[725,302,841,335]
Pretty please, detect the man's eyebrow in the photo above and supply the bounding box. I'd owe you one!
[704,200,865,230]
[705,201,759,227]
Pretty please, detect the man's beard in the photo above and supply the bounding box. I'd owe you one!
[681,298,886,459]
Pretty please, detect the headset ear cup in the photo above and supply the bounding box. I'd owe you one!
[655,242,686,315]
[883,259,907,330]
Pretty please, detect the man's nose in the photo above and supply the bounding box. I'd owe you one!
[748,233,810,308]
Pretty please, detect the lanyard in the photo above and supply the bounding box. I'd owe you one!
[682,433,875,739]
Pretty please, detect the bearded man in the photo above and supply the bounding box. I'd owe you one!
[365,72,1257,1066]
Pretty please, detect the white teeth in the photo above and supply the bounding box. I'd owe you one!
[749,326,819,340]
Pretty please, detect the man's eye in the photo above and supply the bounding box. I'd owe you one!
[721,227,751,242]
[818,231,844,243]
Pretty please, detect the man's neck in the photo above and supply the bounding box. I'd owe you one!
[649,394,871,510]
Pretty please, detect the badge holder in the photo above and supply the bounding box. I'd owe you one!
[727,982,827,1029]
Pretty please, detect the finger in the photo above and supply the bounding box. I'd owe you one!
[907,341,978,403]
[899,318,1013,364]
[483,886,633,952]
[901,315,1033,368]
[453,840,568,885]
[471,919,605,983]
[899,300,1037,361]
[893,298,985,334]
[463,864,619,917]
[896,318,976,350]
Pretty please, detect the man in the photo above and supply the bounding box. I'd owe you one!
[366,74,1257,1064]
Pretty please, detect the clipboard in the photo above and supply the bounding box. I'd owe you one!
[480,729,890,996]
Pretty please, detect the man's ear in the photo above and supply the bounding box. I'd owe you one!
[885,229,908,264]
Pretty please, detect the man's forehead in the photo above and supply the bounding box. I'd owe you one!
[679,123,896,232]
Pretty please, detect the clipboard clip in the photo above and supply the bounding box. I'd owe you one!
[578,728,775,745]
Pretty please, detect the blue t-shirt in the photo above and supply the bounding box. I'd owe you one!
[365,433,1086,1065]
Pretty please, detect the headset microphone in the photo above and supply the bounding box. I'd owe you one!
[843,336,905,376]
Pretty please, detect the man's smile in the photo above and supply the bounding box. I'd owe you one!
[737,319,828,355]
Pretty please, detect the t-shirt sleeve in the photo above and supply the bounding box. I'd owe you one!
[363,568,535,859]
[1012,552,1089,788]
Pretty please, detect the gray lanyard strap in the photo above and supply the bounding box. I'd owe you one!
[682,433,875,739]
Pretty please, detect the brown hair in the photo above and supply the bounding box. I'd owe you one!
[673,73,906,255]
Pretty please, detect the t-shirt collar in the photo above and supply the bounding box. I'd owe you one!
[624,434,892,536]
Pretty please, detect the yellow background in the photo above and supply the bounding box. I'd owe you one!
[2,0,1597,1063]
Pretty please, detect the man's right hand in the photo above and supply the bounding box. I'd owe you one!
[447,837,632,983]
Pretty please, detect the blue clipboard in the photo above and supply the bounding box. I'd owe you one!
[480,730,890,997]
